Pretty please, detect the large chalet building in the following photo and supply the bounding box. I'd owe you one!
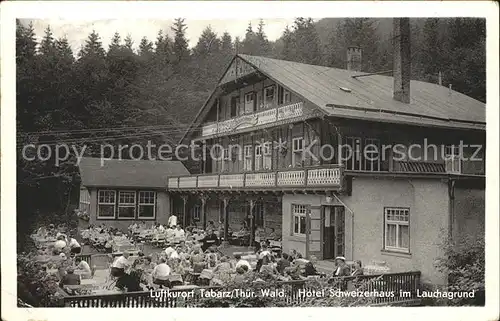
[166,19,485,286]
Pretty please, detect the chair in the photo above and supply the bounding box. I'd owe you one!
[155,234,166,248]
[168,274,183,287]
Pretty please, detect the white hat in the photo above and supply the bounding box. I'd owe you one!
[335,256,346,261]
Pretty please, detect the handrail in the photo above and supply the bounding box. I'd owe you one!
[167,164,345,190]
[63,271,421,307]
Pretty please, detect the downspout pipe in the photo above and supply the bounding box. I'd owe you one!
[448,179,456,242]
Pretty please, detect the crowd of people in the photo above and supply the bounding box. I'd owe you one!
[32,220,365,295]
[106,239,364,292]
[34,224,82,255]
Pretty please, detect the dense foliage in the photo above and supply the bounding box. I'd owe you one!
[16,18,486,251]
[17,253,67,307]
[435,235,485,306]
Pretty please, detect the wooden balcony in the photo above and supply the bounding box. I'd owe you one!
[167,165,343,193]
[201,102,305,138]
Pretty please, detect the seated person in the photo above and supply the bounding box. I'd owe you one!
[201,232,219,252]
[173,225,186,241]
[234,254,252,271]
[259,256,279,281]
[111,252,131,278]
[116,271,142,292]
[68,236,82,254]
[165,226,175,241]
[276,253,291,275]
[75,257,92,274]
[190,250,206,273]
[268,228,280,240]
[206,221,216,234]
[164,245,176,258]
[333,256,350,277]
[205,248,219,268]
[303,261,320,277]
[193,230,203,242]
[53,236,67,255]
[36,226,48,237]
[59,267,80,287]
[350,260,364,276]
[56,231,68,243]
[142,256,155,271]
[170,246,181,260]
[233,266,247,285]
[152,258,171,288]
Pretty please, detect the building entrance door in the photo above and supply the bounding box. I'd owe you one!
[322,206,345,260]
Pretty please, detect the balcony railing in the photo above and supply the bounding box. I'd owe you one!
[167,165,343,191]
[201,102,305,137]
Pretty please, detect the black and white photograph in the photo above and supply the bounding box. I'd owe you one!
[2,1,499,320]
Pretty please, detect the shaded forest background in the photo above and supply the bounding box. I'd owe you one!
[15,17,485,247]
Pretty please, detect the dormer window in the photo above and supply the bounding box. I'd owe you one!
[264,86,275,108]
[263,142,272,170]
[223,148,230,160]
[292,137,304,168]
[255,144,263,171]
[230,96,239,117]
[278,85,291,105]
[244,145,253,171]
[244,92,255,114]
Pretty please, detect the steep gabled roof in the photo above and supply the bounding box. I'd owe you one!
[239,54,485,128]
[78,157,189,189]
[180,54,485,142]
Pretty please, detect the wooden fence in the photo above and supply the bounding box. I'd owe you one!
[63,271,421,307]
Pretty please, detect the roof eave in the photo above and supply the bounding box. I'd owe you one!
[81,184,167,190]
[325,104,486,131]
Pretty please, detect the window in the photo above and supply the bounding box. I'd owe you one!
[263,142,272,170]
[255,144,262,171]
[244,92,255,114]
[264,86,275,108]
[344,137,362,170]
[222,148,230,171]
[278,85,291,105]
[223,148,230,160]
[192,205,201,221]
[445,145,460,158]
[98,190,116,219]
[292,137,304,167]
[292,204,307,236]
[138,191,156,219]
[118,191,136,219]
[384,208,410,253]
[230,96,239,117]
[244,145,253,171]
[364,138,381,171]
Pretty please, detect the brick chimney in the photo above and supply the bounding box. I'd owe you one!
[346,46,362,72]
[393,18,411,104]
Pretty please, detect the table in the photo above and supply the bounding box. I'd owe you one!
[81,279,98,285]
[172,284,199,290]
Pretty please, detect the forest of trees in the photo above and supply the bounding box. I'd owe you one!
[15,17,485,246]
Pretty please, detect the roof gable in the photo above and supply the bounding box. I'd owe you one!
[181,54,485,142]
[219,56,257,85]
[78,157,189,188]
